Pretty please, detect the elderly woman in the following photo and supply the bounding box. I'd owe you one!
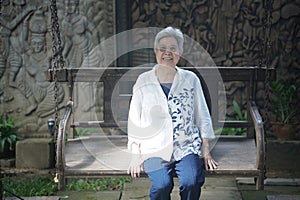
[127,27,218,200]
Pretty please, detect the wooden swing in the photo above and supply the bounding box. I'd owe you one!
[47,0,275,191]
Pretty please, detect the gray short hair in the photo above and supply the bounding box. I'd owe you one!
[154,27,184,51]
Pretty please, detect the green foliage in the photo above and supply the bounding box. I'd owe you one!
[232,100,247,121]
[66,178,131,191]
[215,100,247,136]
[269,79,300,124]
[74,128,98,137]
[3,176,131,197]
[3,176,58,197]
[0,115,22,152]
[64,128,98,142]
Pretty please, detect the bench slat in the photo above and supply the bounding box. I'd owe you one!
[64,136,258,177]
[70,120,250,129]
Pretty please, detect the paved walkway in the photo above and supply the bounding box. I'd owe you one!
[53,177,300,200]
[53,176,242,200]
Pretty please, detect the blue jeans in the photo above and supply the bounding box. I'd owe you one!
[143,154,205,200]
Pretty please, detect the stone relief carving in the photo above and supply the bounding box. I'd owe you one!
[129,0,299,117]
[0,0,114,135]
[16,8,65,117]
[0,1,35,103]
[61,0,96,120]
[210,0,242,61]
[62,0,95,68]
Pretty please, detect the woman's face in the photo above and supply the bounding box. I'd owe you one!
[154,37,182,68]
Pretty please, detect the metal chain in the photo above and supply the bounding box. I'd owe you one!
[0,2,3,200]
[50,0,64,69]
[263,0,273,126]
[49,0,65,182]
[262,0,273,182]
[50,0,65,139]
[50,0,59,141]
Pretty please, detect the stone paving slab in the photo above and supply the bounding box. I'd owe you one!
[238,182,300,200]
[198,177,242,200]
[267,195,300,200]
[121,178,153,200]
[56,191,121,200]
[264,179,300,186]
[5,197,60,200]
[121,177,242,200]
[121,178,182,199]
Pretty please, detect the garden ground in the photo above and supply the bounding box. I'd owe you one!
[4,176,300,200]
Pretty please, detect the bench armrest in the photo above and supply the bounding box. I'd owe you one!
[56,101,73,190]
[249,101,265,172]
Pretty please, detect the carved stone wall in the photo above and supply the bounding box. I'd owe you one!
[124,0,300,122]
[1,0,299,136]
[0,0,115,136]
[127,1,299,69]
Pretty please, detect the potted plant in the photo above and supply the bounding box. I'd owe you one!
[0,115,22,158]
[269,79,300,140]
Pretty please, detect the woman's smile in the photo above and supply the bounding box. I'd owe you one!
[155,36,182,68]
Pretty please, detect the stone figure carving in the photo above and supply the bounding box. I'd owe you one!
[0,0,35,101]
[62,0,95,68]
[241,0,264,51]
[85,1,107,43]
[209,0,242,61]
[16,9,64,117]
[61,0,100,120]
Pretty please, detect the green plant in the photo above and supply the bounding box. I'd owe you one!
[3,176,131,197]
[269,79,300,124]
[74,128,98,137]
[66,178,131,191]
[3,176,58,197]
[230,100,247,121]
[0,115,22,153]
[215,100,247,136]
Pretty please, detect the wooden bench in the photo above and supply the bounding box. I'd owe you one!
[48,66,275,190]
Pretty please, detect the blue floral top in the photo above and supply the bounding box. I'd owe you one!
[168,87,203,161]
[160,83,201,161]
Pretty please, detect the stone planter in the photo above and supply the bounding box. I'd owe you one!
[16,138,55,169]
[266,139,300,178]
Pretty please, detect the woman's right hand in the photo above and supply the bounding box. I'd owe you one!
[128,154,143,178]
[127,142,143,178]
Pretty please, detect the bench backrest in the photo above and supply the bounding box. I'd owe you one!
[49,66,275,138]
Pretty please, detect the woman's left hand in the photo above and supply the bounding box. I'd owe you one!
[203,152,219,171]
[202,138,219,171]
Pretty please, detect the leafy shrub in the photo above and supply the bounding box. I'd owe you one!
[3,176,58,197]
[215,100,247,136]
[0,115,22,153]
[3,176,131,197]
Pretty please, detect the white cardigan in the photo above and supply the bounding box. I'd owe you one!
[127,65,215,161]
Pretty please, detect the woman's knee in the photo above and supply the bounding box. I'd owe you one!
[144,158,174,193]
[180,174,204,189]
[152,178,174,192]
[176,154,205,188]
